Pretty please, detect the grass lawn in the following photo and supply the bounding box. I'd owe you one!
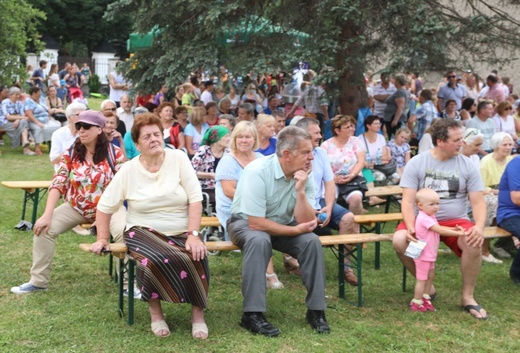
[1,107,519,352]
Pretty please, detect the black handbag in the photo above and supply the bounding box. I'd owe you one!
[52,113,67,123]
[373,159,397,177]
[337,175,368,197]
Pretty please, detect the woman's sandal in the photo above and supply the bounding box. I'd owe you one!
[462,304,489,320]
[266,273,284,289]
[151,319,170,337]
[283,255,301,276]
[192,322,208,339]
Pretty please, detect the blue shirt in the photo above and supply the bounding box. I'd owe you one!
[311,147,334,209]
[215,152,263,228]
[437,83,467,110]
[256,137,277,156]
[497,156,520,224]
[413,100,438,141]
[24,97,49,123]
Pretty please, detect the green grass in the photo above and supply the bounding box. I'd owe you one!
[1,123,520,352]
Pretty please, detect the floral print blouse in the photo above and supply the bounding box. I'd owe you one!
[191,145,222,190]
[50,145,125,222]
[320,136,363,174]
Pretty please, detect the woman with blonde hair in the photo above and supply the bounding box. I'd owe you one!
[254,114,277,155]
[184,106,209,156]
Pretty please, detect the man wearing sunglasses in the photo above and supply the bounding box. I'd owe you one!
[101,99,126,138]
[437,70,467,113]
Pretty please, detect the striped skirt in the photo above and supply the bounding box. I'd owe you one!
[124,226,209,308]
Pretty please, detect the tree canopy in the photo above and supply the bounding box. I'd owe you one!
[0,0,45,85]
[111,0,520,114]
[26,0,132,57]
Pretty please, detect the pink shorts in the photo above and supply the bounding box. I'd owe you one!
[414,259,435,280]
[396,218,475,257]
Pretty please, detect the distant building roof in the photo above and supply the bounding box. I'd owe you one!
[41,33,60,50]
[93,40,116,53]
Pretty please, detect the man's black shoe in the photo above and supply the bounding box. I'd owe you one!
[240,312,280,337]
[306,310,330,334]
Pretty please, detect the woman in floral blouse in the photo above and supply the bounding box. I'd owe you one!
[11,110,126,295]
[191,125,230,207]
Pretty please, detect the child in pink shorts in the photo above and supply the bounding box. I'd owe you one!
[410,188,465,312]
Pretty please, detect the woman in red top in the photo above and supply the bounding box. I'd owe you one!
[157,102,185,150]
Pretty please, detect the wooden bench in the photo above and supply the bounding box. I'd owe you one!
[355,213,404,269]
[365,185,402,213]
[2,180,52,227]
[80,232,391,325]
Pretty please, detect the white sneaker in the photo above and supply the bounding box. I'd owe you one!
[482,254,503,264]
[11,282,47,294]
[123,287,142,299]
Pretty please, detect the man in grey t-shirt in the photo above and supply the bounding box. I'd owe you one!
[393,119,489,319]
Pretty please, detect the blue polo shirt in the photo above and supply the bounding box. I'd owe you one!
[497,156,520,224]
[311,147,334,209]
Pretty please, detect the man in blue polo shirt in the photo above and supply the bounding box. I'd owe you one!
[227,126,329,337]
[437,70,467,111]
[296,117,358,285]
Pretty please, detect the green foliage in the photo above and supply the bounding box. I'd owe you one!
[0,0,45,85]
[88,73,102,94]
[110,0,520,114]
[26,0,133,56]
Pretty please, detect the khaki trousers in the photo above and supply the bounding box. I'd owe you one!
[29,203,126,288]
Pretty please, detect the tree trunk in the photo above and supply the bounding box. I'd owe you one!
[337,22,369,117]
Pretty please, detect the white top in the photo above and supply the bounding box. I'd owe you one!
[97,149,203,235]
[117,108,135,132]
[493,114,516,137]
[200,90,213,105]
[49,125,77,171]
[109,72,128,102]
[371,83,396,118]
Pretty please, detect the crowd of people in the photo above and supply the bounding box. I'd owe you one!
[4,63,520,337]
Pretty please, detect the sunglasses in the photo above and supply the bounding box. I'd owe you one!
[464,129,480,139]
[105,108,117,112]
[505,107,512,111]
[75,122,94,130]
[448,75,457,78]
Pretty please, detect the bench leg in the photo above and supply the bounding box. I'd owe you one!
[356,243,363,307]
[127,259,135,325]
[338,245,345,299]
[402,265,407,292]
[118,257,125,318]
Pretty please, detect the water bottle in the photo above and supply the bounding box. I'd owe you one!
[339,162,349,175]
[318,213,327,223]
[375,148,382,165]
[366,154,373,169]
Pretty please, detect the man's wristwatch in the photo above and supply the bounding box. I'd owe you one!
[186,230,200,237]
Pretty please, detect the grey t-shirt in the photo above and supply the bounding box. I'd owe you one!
[465,117,495,151]
[400,151,484,221]
[383,88,409,122]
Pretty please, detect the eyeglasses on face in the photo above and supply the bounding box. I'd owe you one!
[505,107,512,111]
[75,122,94,130]
[448,75,457,79]
[104,107,117,112]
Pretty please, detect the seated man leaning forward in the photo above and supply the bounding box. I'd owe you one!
[392,118,488,320]
[227,126,329,337]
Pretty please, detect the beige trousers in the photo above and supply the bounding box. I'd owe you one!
[29,202,126,288]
